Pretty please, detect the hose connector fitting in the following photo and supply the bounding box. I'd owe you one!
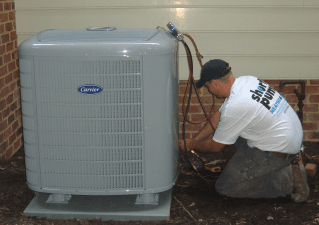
[167,22,184,40]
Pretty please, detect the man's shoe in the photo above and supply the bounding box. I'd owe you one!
[291,162,310,202]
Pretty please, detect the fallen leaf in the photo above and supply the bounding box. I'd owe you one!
[189,202,195,207]
[178,182,190,188]
[10,161,18,168]
[236,221,247,225]
[267,216,273,220]
[305,154,312,159]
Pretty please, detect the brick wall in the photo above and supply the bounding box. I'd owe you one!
[0,0,22,160]
[179,79,319,142]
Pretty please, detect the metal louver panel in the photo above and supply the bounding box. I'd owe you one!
[35,57,144,191]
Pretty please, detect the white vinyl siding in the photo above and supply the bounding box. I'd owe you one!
[15,0,319,79]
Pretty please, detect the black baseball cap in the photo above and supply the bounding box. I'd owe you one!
[195,59,231,89]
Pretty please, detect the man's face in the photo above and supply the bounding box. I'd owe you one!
[204,80,225,99]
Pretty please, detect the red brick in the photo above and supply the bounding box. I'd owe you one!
[4,146,13,160]
[184,123,203,132]
[10,31,16,41]
[7,112,14,124]
[0,119,7,131]
[3,126,12,140]
[285,94,298,104]
[3,53,10,63]
[4,21,12,32]
[308,132,319,139]
[6,93,13,104]
[309,95,319,103]
[303,104,318,112]
[0,12,8,23]
[303,123,317,131]
[0,65,7,76]
[12,69,18,79]
[182,105,204,114]
[179,132,191,140]
[10,101,16,111]
[13,137,21,151]
[11,120,18,131]
[279,85,297,94]
[0,99,7,111]
[8,11,14,20]
[305,163,317,177]
[1,108,10,118]
[264,80,281,85]
[9,81,17,92]
[3,2,10,10]
[0,85,9,97]
[310,80,319,85]
[7,61,15,72]
[13,89,20,100]
[6,42,13,52]
[0,45,5,55]
[15,126,23,136]
[0,140,8,154]
[306,86,319,94]
[307,113,319,122]
[1,33,9,43]
[4,73,12,84]
[8,133,16,145]
[190,114,207,122]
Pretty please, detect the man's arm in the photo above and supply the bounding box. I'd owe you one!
[179,110,225,154]
[193,110,221,141]
[185,138,225,154]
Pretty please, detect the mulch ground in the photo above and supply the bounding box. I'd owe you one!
[0,142,318,225]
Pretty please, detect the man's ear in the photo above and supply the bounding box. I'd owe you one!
[212,80,219,88]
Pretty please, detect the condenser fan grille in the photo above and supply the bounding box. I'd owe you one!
[34,58,144,191]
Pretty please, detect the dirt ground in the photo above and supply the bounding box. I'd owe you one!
[0,142,318,225]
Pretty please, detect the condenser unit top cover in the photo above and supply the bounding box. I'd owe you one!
[19,28,179,195]
[19,28,177,57]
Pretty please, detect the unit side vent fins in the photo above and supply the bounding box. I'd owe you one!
[35,59,144,191]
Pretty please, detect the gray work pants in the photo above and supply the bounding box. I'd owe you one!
[215,137,293,198]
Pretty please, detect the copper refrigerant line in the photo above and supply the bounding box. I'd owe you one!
[161,23,227,181]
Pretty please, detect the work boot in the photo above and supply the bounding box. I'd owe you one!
[291,162,310,202]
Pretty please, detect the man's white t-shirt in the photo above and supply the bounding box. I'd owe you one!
[213,76,303,154]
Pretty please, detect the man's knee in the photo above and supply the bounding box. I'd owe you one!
[215,178,227,196]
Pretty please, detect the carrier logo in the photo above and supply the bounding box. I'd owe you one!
[77,84,103,95]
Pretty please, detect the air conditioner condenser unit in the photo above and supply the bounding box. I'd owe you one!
[19,27,179,221]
